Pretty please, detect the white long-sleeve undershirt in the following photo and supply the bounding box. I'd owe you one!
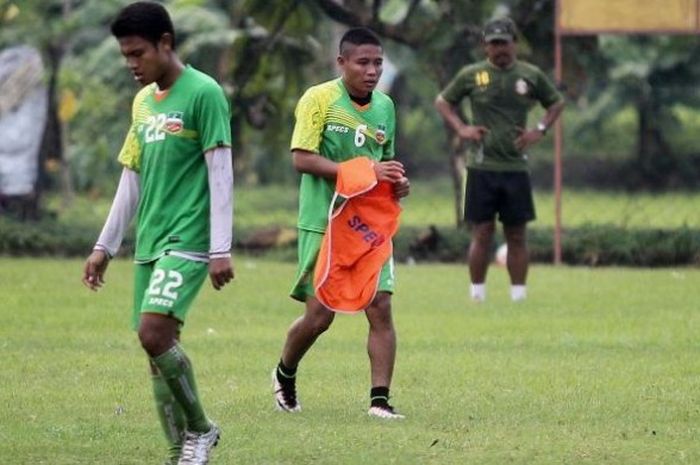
[93,147,234,260]
[94,168,139,258]
[206,146,234,258]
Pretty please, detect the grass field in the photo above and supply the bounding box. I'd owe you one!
[1,258,699,464]
[47,179,700,231]
[232,181,700,229]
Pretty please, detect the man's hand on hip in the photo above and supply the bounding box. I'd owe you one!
[457,125,488,142]
[514,127,544,151]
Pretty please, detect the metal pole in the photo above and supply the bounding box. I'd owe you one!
[553,0,564,265]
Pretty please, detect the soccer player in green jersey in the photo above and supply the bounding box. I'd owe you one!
[272,27,410,419]
[81,3,233,464]
[435,17,564,303]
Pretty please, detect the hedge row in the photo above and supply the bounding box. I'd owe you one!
[2,217,699,267]
[396,225,700,267]
[0,217,107,257]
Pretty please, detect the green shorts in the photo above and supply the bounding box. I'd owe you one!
[132,255,208,330]
[290,229,395,302]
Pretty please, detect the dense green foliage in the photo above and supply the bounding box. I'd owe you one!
[2,259,699,464]
[4,0,700,192]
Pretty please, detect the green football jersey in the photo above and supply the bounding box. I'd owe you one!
[118,66,231,262]
[290,78,396,233]
[441,60,562,171]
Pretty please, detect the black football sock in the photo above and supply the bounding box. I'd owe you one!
[370,386,390,407]
[277,359,297,384]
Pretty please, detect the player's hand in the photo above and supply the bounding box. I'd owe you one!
[82,249,110,291]
[457,125,488,142]
[373,160,405,183]
[393,176,410,199]
[209,256,234,290]
[514,127,543,151]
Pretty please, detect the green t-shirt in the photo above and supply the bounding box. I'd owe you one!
[440,60,562,171]
[290,78,395,233]
[118,66,231,261]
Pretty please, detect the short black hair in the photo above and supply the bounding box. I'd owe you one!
[110,1,176,50]
[339,27,382,55]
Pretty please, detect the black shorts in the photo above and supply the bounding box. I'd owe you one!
[465,168,536,226]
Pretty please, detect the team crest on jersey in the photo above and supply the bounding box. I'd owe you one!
[376,124,387,144]
[165,111,184,133]
[515,78,529,95]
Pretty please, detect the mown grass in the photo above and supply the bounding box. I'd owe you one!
[44,178,700,231]
[1,258,698,464]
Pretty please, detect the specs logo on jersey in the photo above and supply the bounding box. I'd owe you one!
[475,71,490,87]
[327,124,349,133]
[376,124,387,144]
[515,78,529,95]
[165,111,184,134]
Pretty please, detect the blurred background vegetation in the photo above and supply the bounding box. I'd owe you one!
[1,0,700,264]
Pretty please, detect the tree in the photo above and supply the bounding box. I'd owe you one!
[0,0,123,210]
[571,35,700,189]
[2,0,330,197]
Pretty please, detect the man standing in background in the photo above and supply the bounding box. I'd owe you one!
[435,17,564,302]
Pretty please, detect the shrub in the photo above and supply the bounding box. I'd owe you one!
[2,217,699,267]
[396,225,700,267]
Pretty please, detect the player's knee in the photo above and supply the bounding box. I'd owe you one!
[138,325,171,356]
[505,230,527,248]
[310,312,334,335]
[372,295,392,314]
[472,224,495,244]
[367,294,394,329]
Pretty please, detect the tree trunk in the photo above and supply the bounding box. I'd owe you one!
[636,90,671,189]
[35,43,64,216]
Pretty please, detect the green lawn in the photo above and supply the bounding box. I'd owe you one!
[233,181,700,229]
[46,179,700,232]
[1,258,699,464]
[400,183,700,230]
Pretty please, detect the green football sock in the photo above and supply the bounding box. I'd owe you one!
[152,345,210,433]
[152,372,186,461]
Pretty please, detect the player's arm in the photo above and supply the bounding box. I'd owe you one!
[292,149,405,183]
[292,149,338,179]
[539,100,565,132]
[82,168,140,291]
[205,146,234,291]
[515,69,566,150]
[434,68,489,143]
[434,95,488,142]
[514,98,565,151]
[382,107,410,199]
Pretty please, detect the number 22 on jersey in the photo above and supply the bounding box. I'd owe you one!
[144,114,166,143]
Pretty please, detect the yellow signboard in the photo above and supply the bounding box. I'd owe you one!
[559,0,699,33]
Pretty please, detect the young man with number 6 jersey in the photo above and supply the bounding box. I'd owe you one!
[272,27,410,419]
